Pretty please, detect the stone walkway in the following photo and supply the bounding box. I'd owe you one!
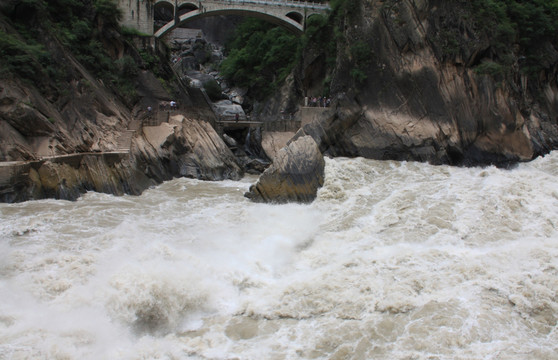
[1,118,144,171]
[142,111,169,127]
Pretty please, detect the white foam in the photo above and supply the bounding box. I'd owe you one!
[2,154,558,358]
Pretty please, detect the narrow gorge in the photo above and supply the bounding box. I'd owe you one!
[1,0,557,203]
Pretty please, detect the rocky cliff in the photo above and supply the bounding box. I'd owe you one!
[260,0,558,167]
[241,0,558,203]
[0,114,243,202]
[0,1,243,202]
[4,0,558,203]
[327,0,558,166]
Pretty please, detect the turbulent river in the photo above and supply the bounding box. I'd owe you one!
[1,155,558,359]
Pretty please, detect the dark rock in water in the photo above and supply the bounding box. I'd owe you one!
[245,135,324,204]
[244,95,359,204]
[244,158,270,175]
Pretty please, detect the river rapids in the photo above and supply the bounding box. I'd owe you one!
[1,155,558,359]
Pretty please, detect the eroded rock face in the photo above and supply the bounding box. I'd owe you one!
[245,135,324,204]
[0,9,246,202]
[0,73,131,162]
[212,100,245,120]
[0,115,243,202]
[0,154,154,202]
[330,64,542,166]
[293,95,363,154]
[296,0,558,167]
[261,131,296,160]
[135,114,243,182]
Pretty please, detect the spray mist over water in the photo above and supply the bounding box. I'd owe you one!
[1,155,558,359]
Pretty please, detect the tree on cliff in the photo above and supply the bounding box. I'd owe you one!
[0,0,144,104]
[219,18,300,100]
[468,0,558,77]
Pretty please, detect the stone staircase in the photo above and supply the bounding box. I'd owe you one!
[115,119,142,152]
[115,131,135,152]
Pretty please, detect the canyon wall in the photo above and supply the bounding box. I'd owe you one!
[284,0,558,167]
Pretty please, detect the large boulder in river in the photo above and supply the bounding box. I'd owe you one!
[245,135,324,203]
[245,95,360,204]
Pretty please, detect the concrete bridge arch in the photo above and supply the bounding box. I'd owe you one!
[118,0,329,37]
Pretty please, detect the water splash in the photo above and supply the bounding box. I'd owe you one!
[1,155,558,359]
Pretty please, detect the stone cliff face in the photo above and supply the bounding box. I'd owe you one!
[296,0,558,166]
[0,69,132,162]
[0,114,243,202]
[4,0,558,203]
[0,6,243,202]
[134,114,243,183]
[245,0,558,204]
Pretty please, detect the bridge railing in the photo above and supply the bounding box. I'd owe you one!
[207,0,330,10]
[217,114,249,122]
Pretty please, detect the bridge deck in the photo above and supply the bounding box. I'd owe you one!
[152,0,329,37]
[201,0,330,10]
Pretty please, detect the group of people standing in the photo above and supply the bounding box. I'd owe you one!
[306,96,331,108]
[155,100,178,111]
[144,100,178,121]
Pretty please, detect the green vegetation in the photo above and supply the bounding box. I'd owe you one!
[350,41,372,83]
[94,0,123,26]
[329,0,361,20]
[45,0,126,81]
[306,0,371,90]
[203,79,223,101]
[0,0,146,102]
[121,26,151,37]
[215,0,369,98]
[304,13,337,71]
[474,60,506,78]
[436,29,461,58]
[0,29,48,79]
[469,0,558,75]
[220,18,300,99]
[219,0,358,99]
